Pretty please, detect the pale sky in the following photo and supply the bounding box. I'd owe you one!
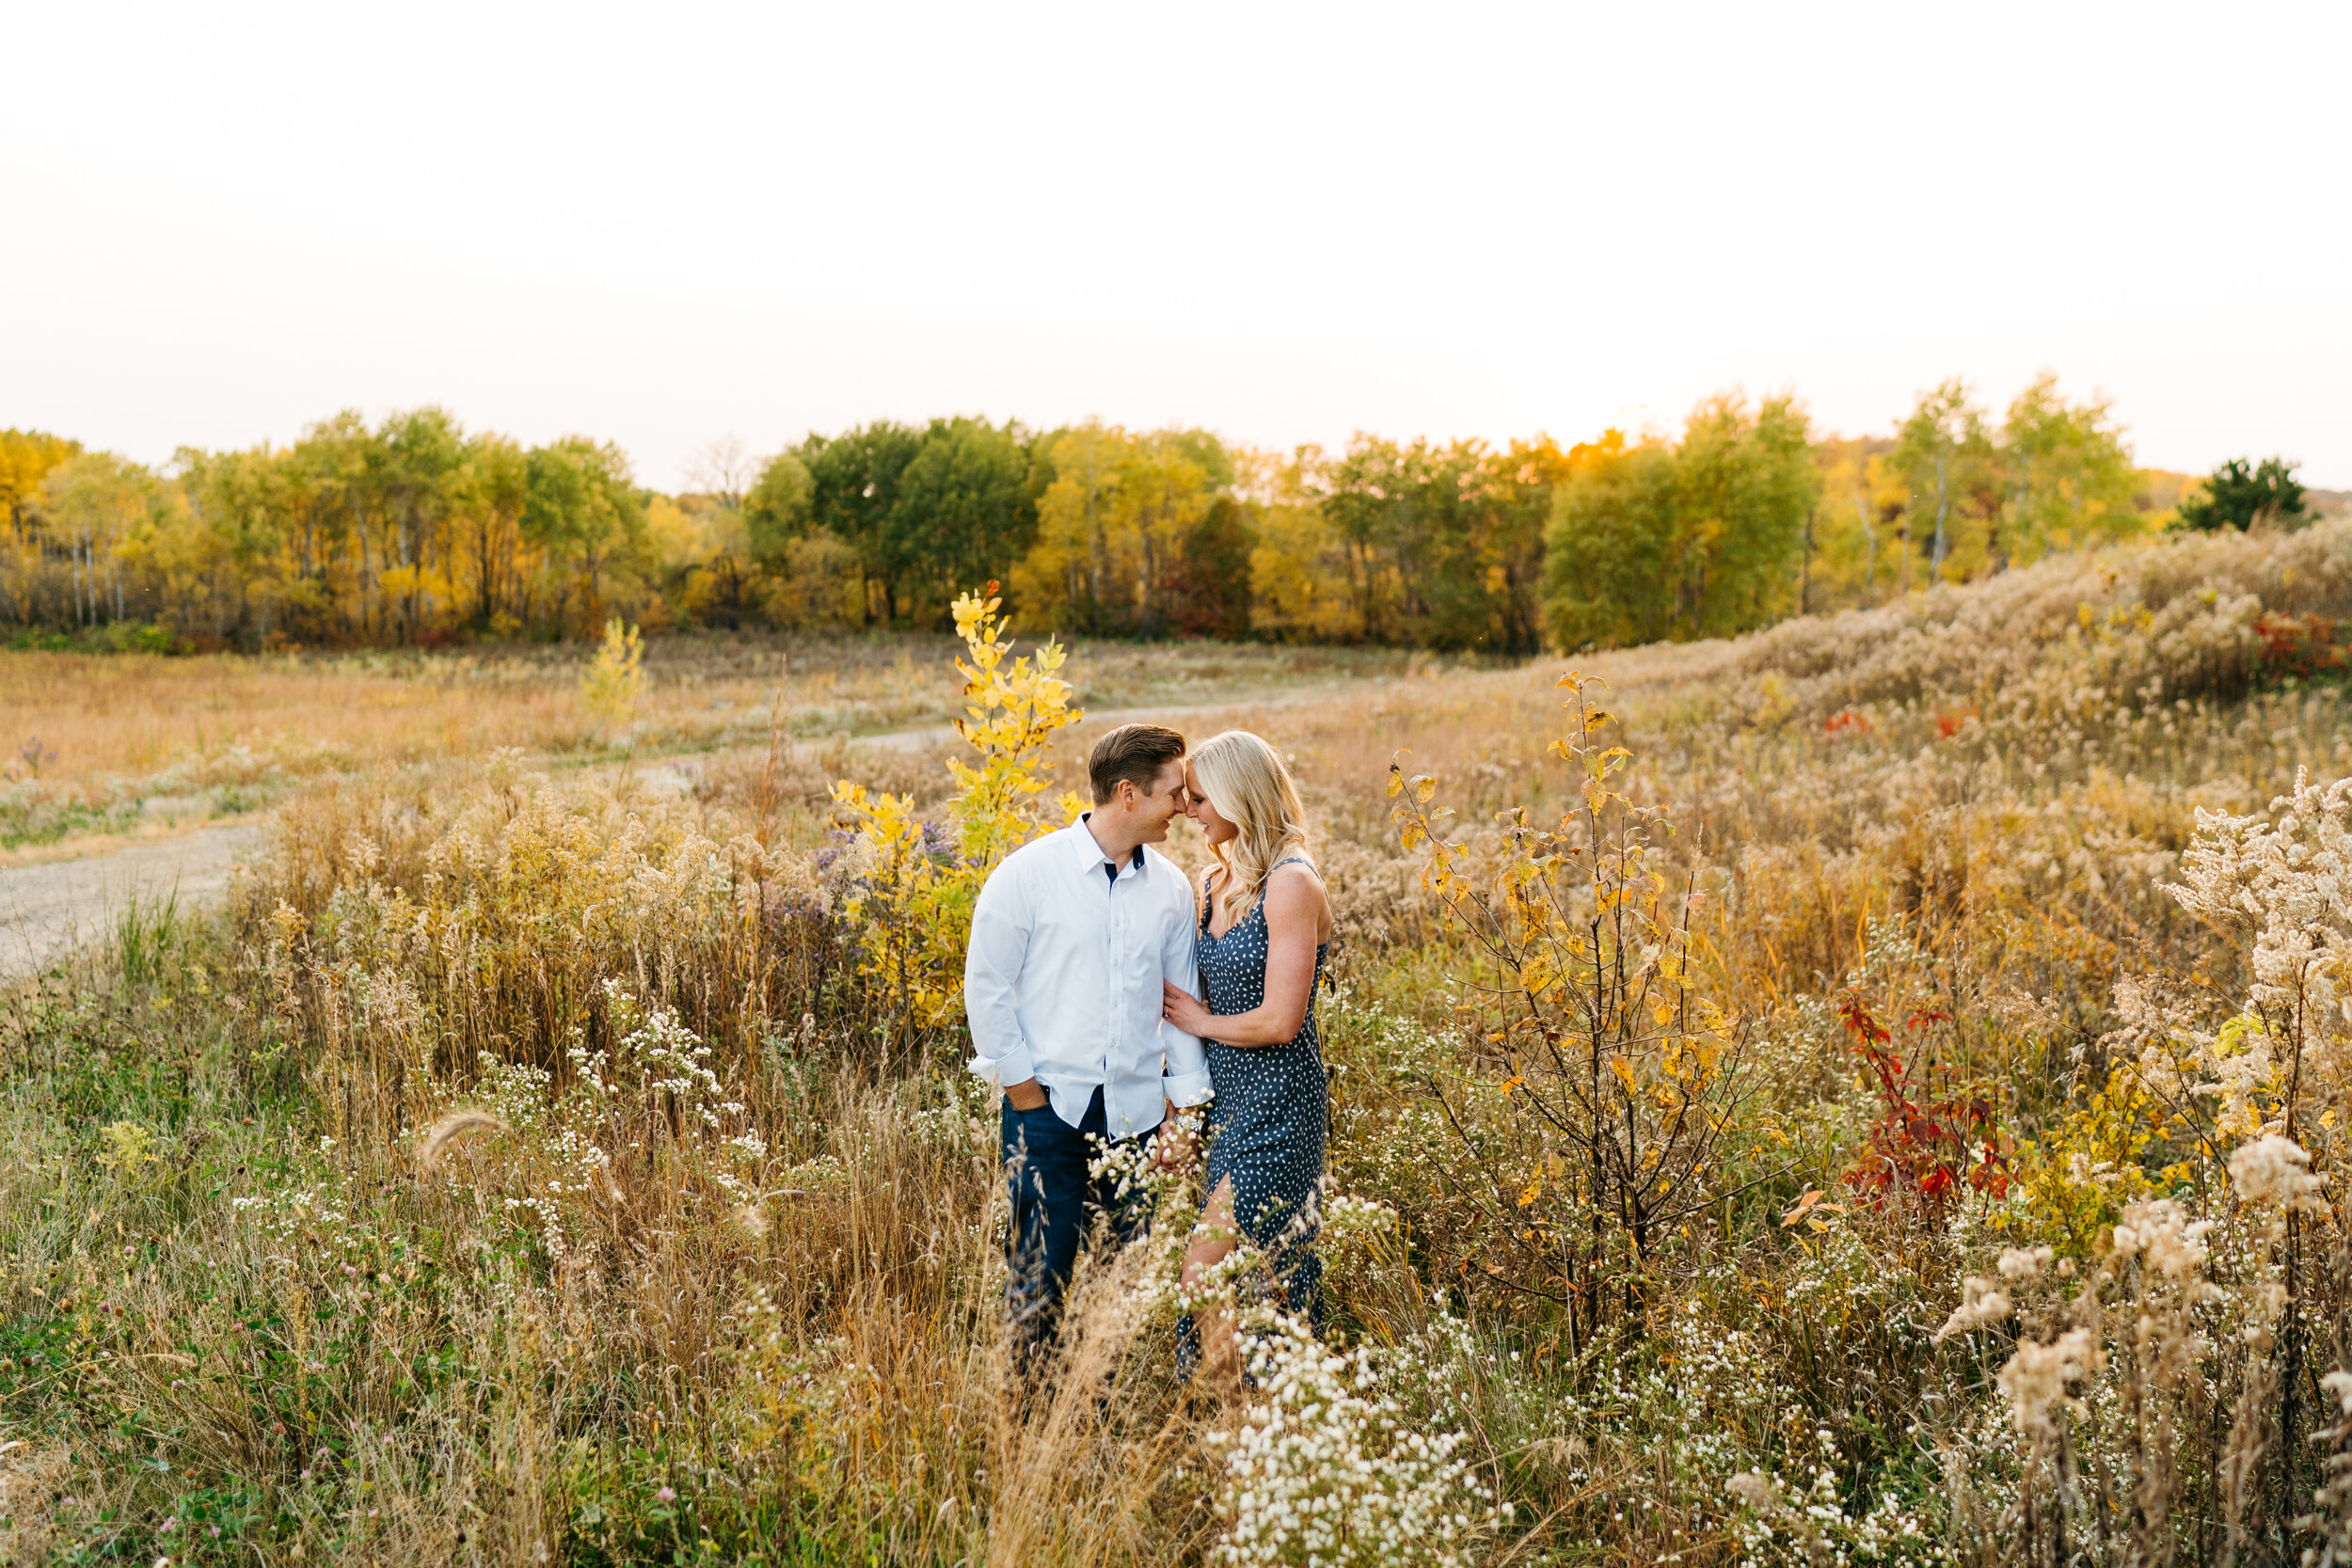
[6,2,2347,488]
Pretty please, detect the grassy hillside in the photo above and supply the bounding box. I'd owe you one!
[10,525,2352,1561]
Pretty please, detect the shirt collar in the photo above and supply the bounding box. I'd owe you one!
[1071,813,1146,879]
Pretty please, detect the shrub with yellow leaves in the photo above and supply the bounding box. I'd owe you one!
[581,616,646,737]
[1999,1066,2195,1258]
[830,585,1086,1056]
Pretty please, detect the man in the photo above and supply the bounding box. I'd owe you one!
[964,721,1209,1370]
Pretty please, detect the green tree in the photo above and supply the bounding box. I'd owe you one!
[365,408,468,641]
[1483,437,1575,655]
[278,413,373,641]
[1543,434,1678,648]
[176,443,298,641]
[1321,437,1465,644]
[741,450,866,628]
[1672,392,1819,634]
[2178,455,2308,533]
[891,418,1037,616]
[800,421,925,624]
[40,452,167,628]
[1892,379,1994,587]
[1395,440,1500,652]
[743,451,814,569]
[1177,495,1258,639]
[453,435,529,635]
[1540,395,1816,650]
[1996,373,2140,562]
[1322,435,1580,652]
[1320,436,1412,641]
[523,436,648,636]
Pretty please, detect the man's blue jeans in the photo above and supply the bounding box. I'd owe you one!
[1002,1085,1149,1373]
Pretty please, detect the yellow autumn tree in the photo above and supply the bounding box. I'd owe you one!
[1238,443,1362,641]
[1011,422,1217,637]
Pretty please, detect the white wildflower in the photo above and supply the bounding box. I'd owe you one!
[1210,1311,1508,1567]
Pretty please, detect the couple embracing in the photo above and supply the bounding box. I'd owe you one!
[963,721,1330,1377]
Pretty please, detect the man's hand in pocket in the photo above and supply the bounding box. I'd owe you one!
[1004,1078,1049,1113]
[1153,1099,1199,1168]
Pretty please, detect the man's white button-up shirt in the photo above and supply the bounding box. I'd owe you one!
[963,815,1212,1138]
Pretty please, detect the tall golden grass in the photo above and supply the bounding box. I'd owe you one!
[13,524,2352,1560]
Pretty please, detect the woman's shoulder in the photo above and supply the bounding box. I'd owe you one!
[1263,855,1327,908]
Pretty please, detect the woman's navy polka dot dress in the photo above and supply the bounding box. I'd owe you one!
[1199,856,1328,1312]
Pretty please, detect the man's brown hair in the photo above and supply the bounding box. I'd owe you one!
[1088,722,1186,805]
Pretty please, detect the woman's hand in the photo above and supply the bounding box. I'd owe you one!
[1162,981,1215,1037]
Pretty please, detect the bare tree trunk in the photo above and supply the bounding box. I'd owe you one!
[2007,456,2030,567]
[1800,506,1815,615]
[1855,482,1877,603]
[1930,451,1952,578]
[358,525,373,641]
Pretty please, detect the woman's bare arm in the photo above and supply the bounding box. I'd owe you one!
[1161,864,1329,1047]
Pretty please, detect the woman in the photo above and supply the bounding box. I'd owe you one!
[1160,730,1334,1383]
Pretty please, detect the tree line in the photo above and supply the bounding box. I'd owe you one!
[0,376,2303,654]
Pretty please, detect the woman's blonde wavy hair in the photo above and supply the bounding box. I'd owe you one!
[1190,730,1312,913]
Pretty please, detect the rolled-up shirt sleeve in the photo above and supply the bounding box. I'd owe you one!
[964,861,1034,1089]
[1158,885,1212,1106]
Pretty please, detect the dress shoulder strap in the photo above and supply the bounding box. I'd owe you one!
[1270,855,1316,873]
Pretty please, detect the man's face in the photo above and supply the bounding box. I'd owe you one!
[1125,759,1189,842]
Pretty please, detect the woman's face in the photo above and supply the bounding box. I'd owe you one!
[1183,763,1239,847]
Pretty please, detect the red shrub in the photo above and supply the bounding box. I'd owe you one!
[2257,611,2345,681]
[1836,991,2008,1213]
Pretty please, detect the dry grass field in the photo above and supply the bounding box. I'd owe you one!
[0,636,1429,859]
[10,526,2352,1563]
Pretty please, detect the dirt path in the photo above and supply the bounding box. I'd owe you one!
[0,821,266,981]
